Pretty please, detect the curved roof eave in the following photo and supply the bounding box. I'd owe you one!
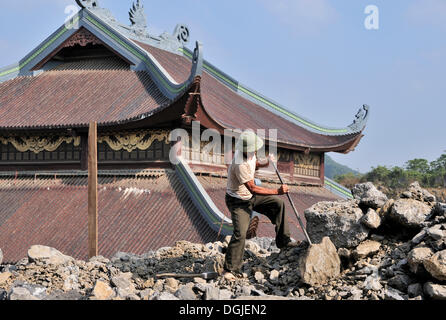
[179,47,370,137]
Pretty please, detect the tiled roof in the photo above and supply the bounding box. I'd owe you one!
[0,58,170,129]
[0,170,223,263]
[136,41,361,150]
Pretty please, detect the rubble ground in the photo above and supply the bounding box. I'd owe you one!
[0,181,445,301]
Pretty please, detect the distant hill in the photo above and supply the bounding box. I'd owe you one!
[325,155,361,179]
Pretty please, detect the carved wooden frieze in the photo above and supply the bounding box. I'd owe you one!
[98,130,170,152]
[0,135,81,154]
[293,152,321,177]
[62,28,103,48]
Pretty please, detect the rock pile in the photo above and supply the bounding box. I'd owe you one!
[1,182,446,300]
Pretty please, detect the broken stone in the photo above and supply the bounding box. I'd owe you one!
[423,249,446,281]
[91,280,115,300]
[423,282,446,300]
[352,182,389,209]
[164,278,179,293]
[175,285,197,300]
[27,245,73,266]
[305,200,369,248]
[407,182,436,203]
[150,292,179,300]
[389,199,432,230]
[361,208,381,229]
[254,271,265,283]
[384,287,405,300]
[377,199,395,216]
[426,224,446,241]
[355,240,381,260]
[269,270,280,282]
[407,283,423,298]
[387,274,412,293]
[299,237,341,286]
[411,229,427,245]
[408,246,434,276]
[8,287,39,300]
[0,272,12,286]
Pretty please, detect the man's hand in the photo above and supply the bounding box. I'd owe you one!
[268,153,277,163]
[278,184,289,195]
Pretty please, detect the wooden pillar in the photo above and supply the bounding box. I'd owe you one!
[88,122,98,258]
[320,153,325,186]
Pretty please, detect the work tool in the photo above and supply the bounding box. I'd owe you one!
[155,272,219,280]
[271,160,312,245]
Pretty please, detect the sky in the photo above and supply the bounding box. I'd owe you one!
[0,0,445,173]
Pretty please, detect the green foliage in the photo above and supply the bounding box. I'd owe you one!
[329,152,446,191]
[361,153,446,189]
[325,155,361,179]
[333,172,363,189]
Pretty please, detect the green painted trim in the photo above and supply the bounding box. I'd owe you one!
[325,179,353,198]
[176,162,233,232]
[178,47,348,134]
[86,15,188,95]
[0,17,80,78]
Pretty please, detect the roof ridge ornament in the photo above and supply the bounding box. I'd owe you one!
[348,104,370,132]
[75,0,100,9]
[129,0,148,32]
[173,24,190,46]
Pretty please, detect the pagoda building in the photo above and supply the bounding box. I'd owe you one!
[0,1,369,262]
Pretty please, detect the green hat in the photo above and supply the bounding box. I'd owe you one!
[236,130,264,153]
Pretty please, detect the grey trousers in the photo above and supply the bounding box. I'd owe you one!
[223,193,291,272]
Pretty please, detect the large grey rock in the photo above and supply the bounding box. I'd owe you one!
[361,208,381,229]
[407,283,423,298]
[352,182,388,209]
[299,237,341,286]
[8,287,39,300]
[8,282,47,300]
[175,285,197,300]
[426,224,446,240]
[304,200,369,248]
[204,286,220,300]
[90,280,115,300]
[0,248,3,265]
[387,274,412,293]
[423,249,446,281]
[389,199,432,230]
[27,245,73,266]
[384,287,405,300]
[404,182,436,203]
[111,272,136,298]
[408,247,434,275]
[424,282,446,300]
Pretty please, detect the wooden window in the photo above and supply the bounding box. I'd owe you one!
[0,141,81,164]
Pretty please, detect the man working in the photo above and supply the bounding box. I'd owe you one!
[223,131,299,279]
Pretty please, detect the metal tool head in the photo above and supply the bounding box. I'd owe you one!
[202,272,219,280]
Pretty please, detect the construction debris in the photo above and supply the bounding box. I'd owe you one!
[1,182,446,300]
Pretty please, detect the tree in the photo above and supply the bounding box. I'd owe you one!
[365,165,391,184]
[405,158,430,174]
[430,153,446,187]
